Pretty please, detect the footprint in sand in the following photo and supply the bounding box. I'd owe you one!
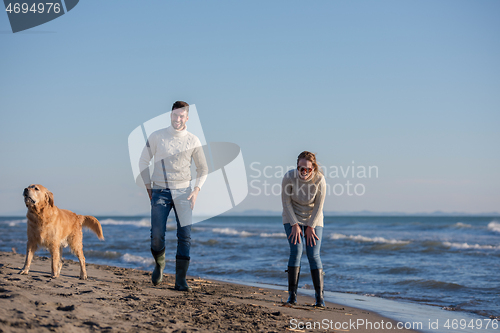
[56,304,75,311]
[78,290,93,295]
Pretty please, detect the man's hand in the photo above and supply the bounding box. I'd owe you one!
[147,188,152,201]
[288,224,303,245]
[187,187,200,210]
[305,226,319,247]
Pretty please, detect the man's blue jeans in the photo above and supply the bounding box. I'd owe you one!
[151,187,192,259]
[284,224,323,270]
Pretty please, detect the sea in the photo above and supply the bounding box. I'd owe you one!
[1,215,499,326]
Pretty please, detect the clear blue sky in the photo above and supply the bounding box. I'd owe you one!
[1,1,499,215]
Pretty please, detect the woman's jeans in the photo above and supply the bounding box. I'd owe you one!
[151,187,192,259]
[284,223,323,270]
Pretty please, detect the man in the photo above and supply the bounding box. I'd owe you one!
[139,101,208,290]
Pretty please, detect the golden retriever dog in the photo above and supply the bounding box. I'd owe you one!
[20,184,104,280]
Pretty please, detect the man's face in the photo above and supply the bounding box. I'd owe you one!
[171,108,189,130]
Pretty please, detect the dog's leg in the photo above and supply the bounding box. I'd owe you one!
[57,245,63,276]
[74,247,87,280]
[49,245,61,278]
[19,242,37,275]
[69,229,87,280]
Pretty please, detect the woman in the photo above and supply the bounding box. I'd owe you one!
[282,151,326,307]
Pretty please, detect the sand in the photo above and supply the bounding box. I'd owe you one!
[0,251,420,332]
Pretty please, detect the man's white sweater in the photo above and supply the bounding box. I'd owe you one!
[139,126,208,190]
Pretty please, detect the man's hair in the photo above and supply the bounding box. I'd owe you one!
[172,101,189,113]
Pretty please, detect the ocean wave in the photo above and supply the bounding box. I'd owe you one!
[443,241,500,251]
[330,233,409,245]
[370,242,411,251]
[260,233,286,238]
[199,239,219,245]
[211,228,254,237]
[453,222,472,228]
[382,267,419,275]
[99,218,150,227]
[419,240,448,254]
[121,253,155,266]
[487,221,500,234]
[1,218,27,227]
[395,279,464,291]
[84,250,122,259]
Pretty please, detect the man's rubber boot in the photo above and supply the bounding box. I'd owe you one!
[174,257,192,292]
[151,248,166,286]
[311,268,325,308]
[286,266,300,305]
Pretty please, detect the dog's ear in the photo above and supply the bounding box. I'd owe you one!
[46,191,54,207]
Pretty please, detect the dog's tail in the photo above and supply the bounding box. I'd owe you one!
[82,216,104,240]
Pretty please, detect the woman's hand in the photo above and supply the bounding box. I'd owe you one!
[288,224,303,245]
[305,226,319,246]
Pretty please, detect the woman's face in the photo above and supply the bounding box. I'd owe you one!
[297,158,313,180]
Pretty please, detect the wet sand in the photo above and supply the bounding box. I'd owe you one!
[0,251,420,332]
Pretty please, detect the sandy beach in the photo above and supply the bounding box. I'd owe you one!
[0,251,421,333]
